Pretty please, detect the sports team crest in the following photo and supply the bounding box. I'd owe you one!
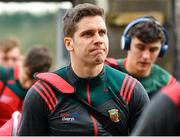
[108,109,120,122]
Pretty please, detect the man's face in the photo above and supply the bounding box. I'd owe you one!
[127,37,161,77]
[3,47,21,68]
[64,16,109,67]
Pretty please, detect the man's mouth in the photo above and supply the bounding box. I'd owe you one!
[89,48,105,55]
[138,61,150,66]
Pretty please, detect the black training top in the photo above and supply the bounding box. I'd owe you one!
[131,82,180,135]
[18,65,149,136]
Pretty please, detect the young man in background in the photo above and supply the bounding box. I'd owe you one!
[0,38,23,68]
[106,16,176,99]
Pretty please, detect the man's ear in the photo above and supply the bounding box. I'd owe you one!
[64,37,74,51]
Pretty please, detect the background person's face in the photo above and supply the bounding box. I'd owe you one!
[4,47,21,68]
[127,37,161,76]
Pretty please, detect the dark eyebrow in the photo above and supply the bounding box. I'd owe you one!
[82,29,95,33]
[80,29,95,36]
[80,28,107,34]
[136,43,146,47]
[150,46,159,51]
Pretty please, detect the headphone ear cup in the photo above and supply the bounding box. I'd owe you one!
[121,35,131,50]
[158,44,168,57]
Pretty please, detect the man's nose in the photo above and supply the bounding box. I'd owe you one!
[142,50,150,59]
[93,33,103,45]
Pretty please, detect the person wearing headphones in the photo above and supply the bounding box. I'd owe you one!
[105,16,177,99]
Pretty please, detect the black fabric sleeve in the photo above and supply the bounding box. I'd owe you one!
[128,81,150,132]
[131,93,179,135]
[18,85,50,136]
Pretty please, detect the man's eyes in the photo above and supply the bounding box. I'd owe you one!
[137,46,145,51]
[99,30,106,36]
[85,32,93,36]
[136,46,159,53]
[81,31,93,37]
[82,30,106,37]
[150,48,159,53]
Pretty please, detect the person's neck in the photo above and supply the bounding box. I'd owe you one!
[71,62,104,78]
[18,65,33,89]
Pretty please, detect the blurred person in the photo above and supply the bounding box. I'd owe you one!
[131,82,180,135]
[0,46,52,127]
[105,16,176,99]
[0,37,23,68]
[18,3,149,136]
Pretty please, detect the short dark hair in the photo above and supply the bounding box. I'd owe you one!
[23,46,52,79]
[128,16,164,44]
[63,3,104,37]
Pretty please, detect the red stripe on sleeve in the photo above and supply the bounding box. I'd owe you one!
[123,77,132,100]
[33,85,53,111]
[42,81,58,104]
[120,74,128,97]
[36,82,56,110]
[126,79,137,104]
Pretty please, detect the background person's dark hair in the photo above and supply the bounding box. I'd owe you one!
[23,46,52,79]
[63,3,104,37]
[128,17,164,44]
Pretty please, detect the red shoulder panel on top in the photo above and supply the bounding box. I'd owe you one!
[105,58,119,70]
[161,82,180,105]
[35,72,74,94]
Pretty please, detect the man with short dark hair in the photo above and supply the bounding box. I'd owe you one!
[106,16,176,99]
[18,3,149,136]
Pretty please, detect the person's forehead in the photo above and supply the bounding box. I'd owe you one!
[76,16,106,31]
[133,37,161,46]
[7,47,20,52]
[6,48,21,56]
